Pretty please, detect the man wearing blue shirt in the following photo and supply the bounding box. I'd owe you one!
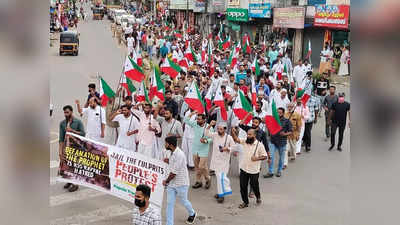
[235,65,247,83]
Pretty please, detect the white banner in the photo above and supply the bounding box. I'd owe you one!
[57,132,169,207]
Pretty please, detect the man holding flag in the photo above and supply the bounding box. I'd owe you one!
[264,106,292,178]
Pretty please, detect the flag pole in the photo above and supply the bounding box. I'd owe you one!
[97,73,103,133]
[223,98,236,147]
[112,53,128,112]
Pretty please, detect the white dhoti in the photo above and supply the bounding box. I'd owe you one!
[296,125,305,153]
[338,62,349,76]
[216,172,232,198]
[182,137,194,167]
[137,143,153,158]
[152,139,164,160]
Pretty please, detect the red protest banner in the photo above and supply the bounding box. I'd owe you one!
[314,5,350,29]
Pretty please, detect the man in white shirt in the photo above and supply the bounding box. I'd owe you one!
[163,136,197,225]
[271,57,284,81]
[269,81,283,104]
[131,102,161,158]
[275,89,291,111]
[76,97,106,142]
[181,109,196,169]
[127,34,135,56]
[293,59,305,88]
[110,104,139,151]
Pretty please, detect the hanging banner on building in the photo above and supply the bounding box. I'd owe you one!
[227,0,240,7]
[209,0,225,13]
[58,133,168,207]
[308,0,326,5]
[227,8,249,22]
[326,0,350,5]
[193,0,206,12]
[273,7,305,29]
[249,1,271,18]
[314,5,350,29]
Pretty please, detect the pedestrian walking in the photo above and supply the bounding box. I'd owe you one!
[303,92,320,151]
[231,128,267,208]
[284,103,302,166]
[323,86,338,141]
[328,92,350,151]
[163,136,197,225]
[183,111,212,190]
[264,107,292,178]
[205,121,236,203]
[59,105,85,192]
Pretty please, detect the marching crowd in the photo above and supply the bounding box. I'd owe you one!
[58,16,350,225]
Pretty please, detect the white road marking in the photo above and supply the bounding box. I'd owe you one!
[50,204,132,225]
[50,160,59,169]
[50,188,107,207]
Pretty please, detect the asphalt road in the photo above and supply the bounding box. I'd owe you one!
[50,6,350,225]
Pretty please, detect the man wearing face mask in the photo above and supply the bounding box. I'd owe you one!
[132,184,161,225]
[231,129,268,209]
[163,136,197,225]
[205,121,236,203]
[328,92,350,151]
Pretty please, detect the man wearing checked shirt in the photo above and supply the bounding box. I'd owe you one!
[183,110,213,190]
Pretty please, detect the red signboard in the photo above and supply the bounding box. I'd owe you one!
[314,5,350,29]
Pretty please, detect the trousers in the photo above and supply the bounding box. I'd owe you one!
[240,169,260,204]
[166,186,195,225]
[193,154,210,183]
[331,123,346,147]
[303,122,313,148]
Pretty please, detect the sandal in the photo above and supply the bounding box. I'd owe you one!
[238,203,248,209]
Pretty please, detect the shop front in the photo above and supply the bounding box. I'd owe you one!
[226,7,249,43]
[303,3,350,68]
[168,0,195,30]
[273,7,306,63]
[247,1,272,45]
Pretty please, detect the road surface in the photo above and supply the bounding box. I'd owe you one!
[50,6,350,225]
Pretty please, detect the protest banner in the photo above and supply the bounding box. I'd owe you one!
[58,132,168,207]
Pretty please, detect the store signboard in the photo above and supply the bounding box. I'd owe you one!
[308,0,326,5]
[228,0,240,7]
[193,0,206,12]
[227,8,249,22]
[273,7,305,29]
[209,0,226,13]
[314,4,350,29]
[169,0,194,10]
[249,1,271,18]
[326,0,350,5]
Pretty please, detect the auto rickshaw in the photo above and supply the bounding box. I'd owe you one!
[59,31,79,56]
[92,7,104,20]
